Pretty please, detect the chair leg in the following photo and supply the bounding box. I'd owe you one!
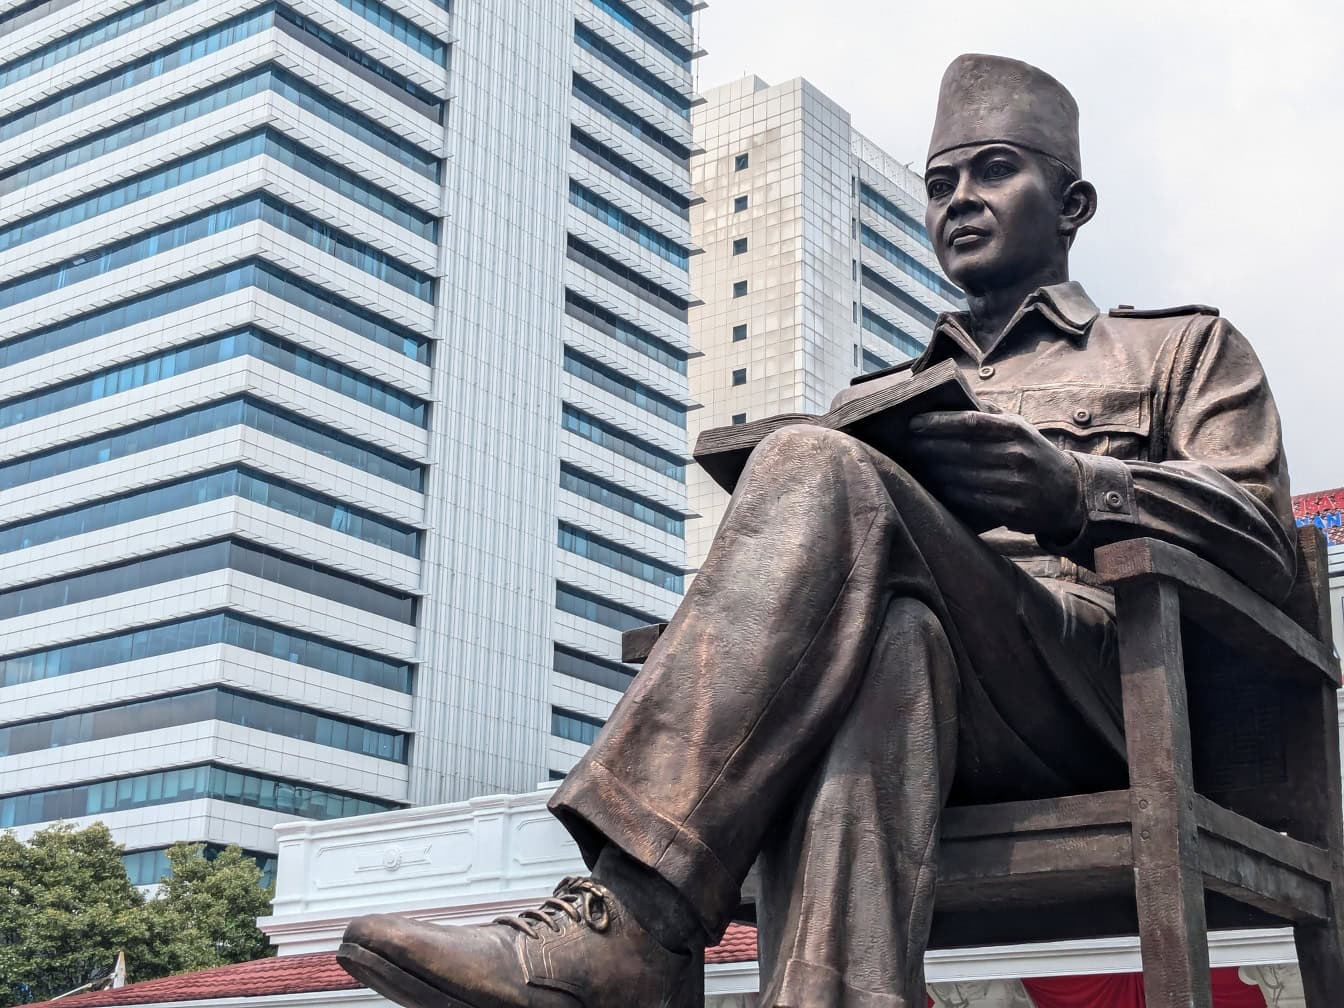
[1295,894,1344,1008]
[1116,581,1212,1008]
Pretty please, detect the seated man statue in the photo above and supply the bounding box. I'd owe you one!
[337,54,1295,1008]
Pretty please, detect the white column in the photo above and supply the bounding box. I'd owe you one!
[1240,964,1305,1007]
[929,979,1035,1007]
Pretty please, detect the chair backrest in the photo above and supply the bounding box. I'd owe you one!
[1187,524,1336,832]
[1286,525,1333,645]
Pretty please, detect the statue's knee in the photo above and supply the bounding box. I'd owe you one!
[751,424,859,477]
[884,597,941,636]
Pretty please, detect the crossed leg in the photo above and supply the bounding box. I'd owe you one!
[551,424,1126,1007]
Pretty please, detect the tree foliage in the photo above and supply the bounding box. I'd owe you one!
[137,844,275,978]
[0,826,274,1006]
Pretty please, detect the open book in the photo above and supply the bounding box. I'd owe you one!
[693,359,982,493]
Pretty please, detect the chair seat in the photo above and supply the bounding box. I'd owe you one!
[929,789,1335,950]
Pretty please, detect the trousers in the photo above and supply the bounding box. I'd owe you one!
[550,424,1129,1008]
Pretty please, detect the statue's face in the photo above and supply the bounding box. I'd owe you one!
[924,143,1063,295]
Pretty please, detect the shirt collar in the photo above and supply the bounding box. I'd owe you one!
[918,281,1100,366]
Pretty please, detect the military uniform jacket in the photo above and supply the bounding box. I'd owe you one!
[843,281,1297,605]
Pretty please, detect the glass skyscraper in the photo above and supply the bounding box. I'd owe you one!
[0,0,697,880]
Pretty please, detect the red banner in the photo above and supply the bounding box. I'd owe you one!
[1021,968,1264,1006]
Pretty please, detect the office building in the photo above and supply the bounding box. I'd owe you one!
[688,75,964,568]
[0,0,698,879]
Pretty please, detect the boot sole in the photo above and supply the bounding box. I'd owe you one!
[337,942,476,1008]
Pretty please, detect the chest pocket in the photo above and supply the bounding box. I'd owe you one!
[1017,384,1151,460]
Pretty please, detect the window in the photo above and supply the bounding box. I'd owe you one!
[552,707,605,746]
[0,195,436,312]
[573,22,691,118]
[563,348,688,428]
[566,235,690,318]
[560,463,684,537]
[554,644,635,693]
[0,539,417,624]
[558,521,683,592]
[587,0,693,67]
[860,224,966,304]
[733,195,749,213]
[0,765,398,829]
[561,405,685,480]
[859,182,934,250]
[862,348,891,374]
[0,396,425,493]
[0,611,412,693]
[734,153,749,171]
[732,280,748,298]
[571,75,691,165]
[123,846,276,888]
[564,290,689,375]
[0,328,427,429]
[0,466,420,557]
[732,324,747,342]
[732,413,747,425]
[732,237,748,255]
[569,180,690,269]
[0,0,196,92]
[861,307,927,358]
[732,368,747,386]
[556,582,664,632]
[0,688,408,762]
[853,301,859,323]
[3,68,442,202]
[1,260,430,371]
[571,128,691,216]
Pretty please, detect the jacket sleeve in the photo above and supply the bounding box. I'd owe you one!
[1040,314,1298,602]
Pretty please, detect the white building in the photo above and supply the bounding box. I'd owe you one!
[0,0,700,882]
[687,75,963,568]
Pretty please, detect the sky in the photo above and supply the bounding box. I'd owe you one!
[697,0,1342,493]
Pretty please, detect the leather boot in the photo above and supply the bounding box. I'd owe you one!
[337,876,704,1008]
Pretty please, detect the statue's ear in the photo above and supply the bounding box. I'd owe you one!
[1060,179,1097,239]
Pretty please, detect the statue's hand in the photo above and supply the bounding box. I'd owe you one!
[905,410,1085,539]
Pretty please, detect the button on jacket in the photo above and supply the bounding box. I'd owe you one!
[841,281,1297,606]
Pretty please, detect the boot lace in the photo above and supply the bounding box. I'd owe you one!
[494,877,613,940]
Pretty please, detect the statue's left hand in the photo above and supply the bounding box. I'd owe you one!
[905,410,1086,539]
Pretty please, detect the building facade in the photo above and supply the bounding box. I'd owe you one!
[0,0,698,880]
[687,75,963,568]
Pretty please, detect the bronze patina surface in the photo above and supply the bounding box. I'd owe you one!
[338,54,1299,1008]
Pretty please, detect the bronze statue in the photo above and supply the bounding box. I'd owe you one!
[336,54,1296,1008]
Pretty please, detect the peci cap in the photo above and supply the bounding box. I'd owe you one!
[927,54,1081,176]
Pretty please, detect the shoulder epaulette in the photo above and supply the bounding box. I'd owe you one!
[849,357,919,386]
[1108,303,1219,319]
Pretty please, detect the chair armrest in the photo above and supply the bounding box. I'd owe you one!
[1094,538,1339,686]
[621,623,669,663]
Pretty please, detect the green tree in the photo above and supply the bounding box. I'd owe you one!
[136,843,275,980]
[0,823,147,1006]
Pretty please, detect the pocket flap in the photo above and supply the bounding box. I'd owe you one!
[1019,384,1150,437]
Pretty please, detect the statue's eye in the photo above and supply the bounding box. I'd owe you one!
[984,160,1015,180]
[927,179,953,199]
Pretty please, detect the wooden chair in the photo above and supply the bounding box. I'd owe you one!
[620,529,1343,1007]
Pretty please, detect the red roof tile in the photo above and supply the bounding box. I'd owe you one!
[26,952,360,1007]
[28,926,762,1006]
[706,922,758,964]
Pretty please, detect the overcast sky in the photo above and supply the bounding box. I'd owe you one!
[698,0,1342,492]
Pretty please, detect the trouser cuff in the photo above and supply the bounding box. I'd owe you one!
[548,757,740,940]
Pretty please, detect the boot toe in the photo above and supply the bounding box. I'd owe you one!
[342,913,408,957]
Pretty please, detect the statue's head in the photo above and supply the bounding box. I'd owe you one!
[924,54,1097,297]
